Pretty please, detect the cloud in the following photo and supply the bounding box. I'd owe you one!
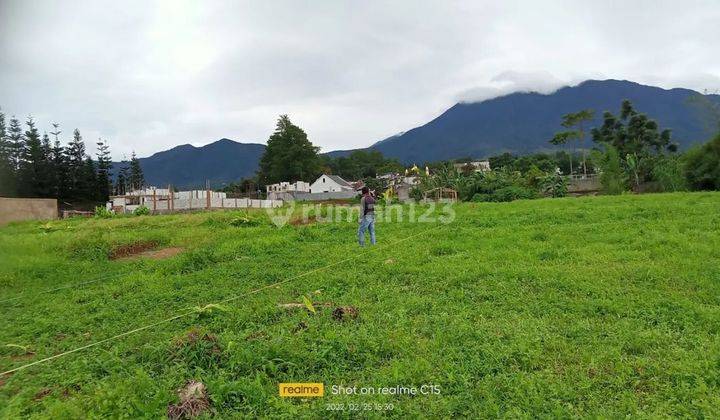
[456,70,568,103]
[1,0,719,159]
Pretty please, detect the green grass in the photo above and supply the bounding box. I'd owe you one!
[1,193,719,418]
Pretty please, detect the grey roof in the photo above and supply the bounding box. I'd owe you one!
[326,174,352,187]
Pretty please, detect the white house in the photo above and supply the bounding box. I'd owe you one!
[453,160,491,172]
[265,181,311,194]
[309,174,354,193]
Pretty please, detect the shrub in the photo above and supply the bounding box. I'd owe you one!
[133,206,150,216]
[491,186,537,202]
[94,206,114,218]
[540,173,568,197]
[684,134,720,190]
[596,145,627,195]
[652,155,688,192]
[409,187,423,201]
[229,216,259,227]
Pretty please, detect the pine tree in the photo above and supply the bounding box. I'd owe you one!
[115,157,129,195]
[50,123,68,199]
[129,151,144,190]
[80,156,97,200]
[96,138,112,201]
[0,110,15,196]
[65,129,87,199]
[8,116,24,172]
[19,116,52,197]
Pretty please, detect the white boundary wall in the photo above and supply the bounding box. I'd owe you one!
[160,197,282,211]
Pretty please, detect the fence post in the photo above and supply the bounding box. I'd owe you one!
[206,181,210,209]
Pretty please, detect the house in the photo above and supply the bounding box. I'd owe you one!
[309,174,355,193]
[453,160,491,172]
[266,181,311,194]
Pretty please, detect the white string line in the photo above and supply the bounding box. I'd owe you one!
[0,271,130,305]
[1,224,443,377]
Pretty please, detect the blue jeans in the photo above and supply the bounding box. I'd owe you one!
[358,214,376,246]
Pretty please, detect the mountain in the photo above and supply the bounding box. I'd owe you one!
[118,80,720,187]
[114,139,265,189]
[357,79,720,163]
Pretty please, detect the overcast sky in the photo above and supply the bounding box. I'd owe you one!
[1,0,719,159]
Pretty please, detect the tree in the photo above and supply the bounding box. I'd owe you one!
[592,100,675,156]
[80,156,97,199]
[684,133,720,190]
[550,109,595,175]
[65,129,87,199]
[0,110,15,196]
[257,115,320,185]
[7,116,23,171]
[115,157,129,195]
[129,151,144,190]
[19,116,52,197]
[592,100,677,185]
[595,144,626,195]
[96,138,112,201]
[50,123,68,198]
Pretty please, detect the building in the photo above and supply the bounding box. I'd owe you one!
[265,181,311,194]
[109,187,228,213]
[309,174,355,193]
[453,160,491,172]
[266,181,311,200]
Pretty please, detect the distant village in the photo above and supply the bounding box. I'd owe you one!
[107,160,492,214]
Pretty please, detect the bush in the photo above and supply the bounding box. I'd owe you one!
[684,134,720,190]
[133,206,150,216]
[540,173,568,197]
[652,155,687,192]
[471,186,536,202]
[229,216,259,227]
[491,186,537,202]
[94,206,114,218]
[596,145,627,195]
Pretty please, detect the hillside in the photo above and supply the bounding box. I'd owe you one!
[113,139,265,189]
[119,80,720,185]
[1,193,719,417]
[341,80,720,163]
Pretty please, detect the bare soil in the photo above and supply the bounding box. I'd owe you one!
[111,241,183,261]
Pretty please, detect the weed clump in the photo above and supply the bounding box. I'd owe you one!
[229,216,259,227]
[430,245,456,256]
[170,327,224,369]
[332,306,359,321]
[167,381,211,420]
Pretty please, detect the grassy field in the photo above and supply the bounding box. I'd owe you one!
[1,193,719,418]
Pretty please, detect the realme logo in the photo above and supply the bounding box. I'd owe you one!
[279,383,324,397]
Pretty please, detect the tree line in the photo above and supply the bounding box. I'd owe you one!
[0,108,145,204]
[254,114,402,188]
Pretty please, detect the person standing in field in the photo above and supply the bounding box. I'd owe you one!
[358,186,376,246]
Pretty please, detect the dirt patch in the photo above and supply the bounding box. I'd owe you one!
[109,240,158,259]
[33,388,52,402]
[245,331,267,341]
[172,328,220,353]
[332,306,359,321]
[167,381,211,420]
[290,215,317,226]
[10,351,36,361]
[0,372,13,388]
[112,243,184,261]
[292,321,308,333]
